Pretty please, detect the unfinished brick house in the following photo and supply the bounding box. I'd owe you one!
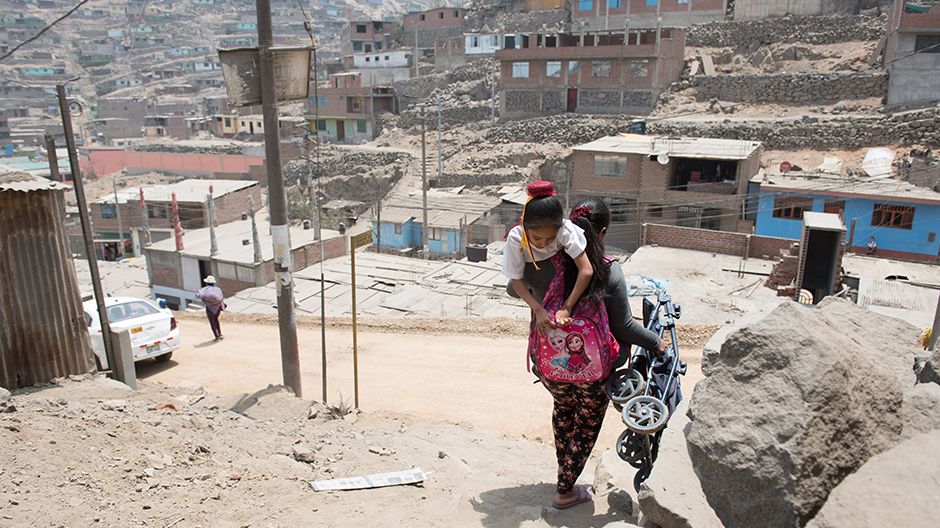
[497,27,686,118]
[84,179,261,260]
[404,7,468,49]
[885,0,940,106]
[305,72,397,144]
[341,20,401,55]
[570,133,763,251]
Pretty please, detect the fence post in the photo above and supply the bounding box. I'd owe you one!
[109,328,137,390]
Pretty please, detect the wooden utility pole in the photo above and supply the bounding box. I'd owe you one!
[44,134,61,182]
[256,0,302,397]
[57,83,116,377]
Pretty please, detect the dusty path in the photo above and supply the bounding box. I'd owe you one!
[139,319,704,449]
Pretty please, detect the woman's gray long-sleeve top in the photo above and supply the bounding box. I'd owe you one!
[508,258,662,355]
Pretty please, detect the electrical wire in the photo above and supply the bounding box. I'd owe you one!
[0,0,96,63]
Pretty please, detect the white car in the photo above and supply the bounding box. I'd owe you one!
[83,296,180,369]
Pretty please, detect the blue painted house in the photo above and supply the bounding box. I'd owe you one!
[372,191,504,258]
[754,173,940,262]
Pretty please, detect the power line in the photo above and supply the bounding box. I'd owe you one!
[0,0,96,63]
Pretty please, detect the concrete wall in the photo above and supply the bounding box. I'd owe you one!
[83,149,265,179]
[887,31,940,106]
[573,0,726,30]
[735,0,879,20]
[755,191,940,260]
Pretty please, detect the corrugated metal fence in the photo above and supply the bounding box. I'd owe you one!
[0,183,95,388]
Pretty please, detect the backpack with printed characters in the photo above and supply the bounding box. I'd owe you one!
[528,253,619,383]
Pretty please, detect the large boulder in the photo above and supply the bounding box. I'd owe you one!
[637,400,722,528]
[687,299,921,527]
[807,430,940,528]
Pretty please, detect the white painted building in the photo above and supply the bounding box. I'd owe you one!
[351,49,413,69]
[465,33,503,55]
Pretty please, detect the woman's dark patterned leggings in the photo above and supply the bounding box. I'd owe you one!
[540,377,609,495]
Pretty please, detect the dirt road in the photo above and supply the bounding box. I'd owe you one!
[139,319,704,448]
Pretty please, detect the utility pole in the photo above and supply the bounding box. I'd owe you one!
[256,0,302,397]
[45,134,61,182]
[208,186,218,257]
[491,60,497,125]
[248,195,263,263]
[113,176,124,258]
[139,188,150,248]
[311,45,328,405]
[436,92,443,182]
[57,83,116,376]
[420,106,429,259]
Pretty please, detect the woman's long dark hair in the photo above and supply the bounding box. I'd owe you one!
[563,197,611,303]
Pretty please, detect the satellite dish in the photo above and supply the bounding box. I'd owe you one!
[657,153,670,165]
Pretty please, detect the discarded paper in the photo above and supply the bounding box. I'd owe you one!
[310,467,426,492]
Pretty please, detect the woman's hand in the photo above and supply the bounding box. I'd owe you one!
[534,307,553,335]
[656,339,668,356]
[554,308,572,327]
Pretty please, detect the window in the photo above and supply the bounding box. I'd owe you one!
[100,203,117,219]
[384,55,390,60]
[631,59,649,77]
[419,14,425,21]
[430,227,445,240]
[660,28,672,39]
[823,200,845,217]
[871,203,915,230]
[678,0,688,4]
[512,62,529,78]
[107,301,160,323]
[394,223,402,235]
[375,41,383,50]
[454,9,459,17]
[568,60,579,76]
[546,61,561,78]
[592,60,612,77]
[914,34,940,53]
[608,0,622,7]
[594,155,626,177]
[316,119,326,131]
[224,117,231,127]
[352,40,363,51]
[471,36,479,47]
[578,0,593,10]
[147,204,167,219]
[365,57,370,62]
[357,119,367,133]
[438,12,444,19]
[491,35,499,46]
[772,196,813,220]
[356,24,366,33]
[928,232,936,243]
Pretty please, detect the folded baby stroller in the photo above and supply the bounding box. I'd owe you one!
[604,290,686,490]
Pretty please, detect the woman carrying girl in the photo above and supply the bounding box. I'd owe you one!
[505,191,665,510]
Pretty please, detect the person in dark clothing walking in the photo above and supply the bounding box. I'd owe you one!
[508,197,665,509]
[196,275,225,341]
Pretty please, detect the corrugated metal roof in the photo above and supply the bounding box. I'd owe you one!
[92,178,258,204]
[574,133,762,160]
[0,167,70,192]
[757,172,940,204]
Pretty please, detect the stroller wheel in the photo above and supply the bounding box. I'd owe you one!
[622,396,669,434]
[616,429,647,469]
[606,368,645,404]
[633,465,653,492]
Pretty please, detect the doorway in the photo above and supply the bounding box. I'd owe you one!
[567,88,578,112]
[198,260,212,287]
[336,120,346,141]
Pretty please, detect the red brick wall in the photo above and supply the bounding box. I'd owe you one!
[150,264,180,290]
[642,223,795,259]
[403,8,466,31]
[571,150,644,193]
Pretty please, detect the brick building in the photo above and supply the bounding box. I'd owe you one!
[145,211,348,309]
[885,0,940,106]
[85,179,261,260]
[341,20,401,55]
[572,0,727,30]
[403,7,468,49]
[305,72,397,144]
[497,27,686,118]
[571,133,763,251]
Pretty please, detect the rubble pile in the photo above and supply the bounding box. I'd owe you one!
[394,59,496,103]
[643,298,940,528]
[648,106,940,149]
[485,114,640,146]
[687,13,886,49]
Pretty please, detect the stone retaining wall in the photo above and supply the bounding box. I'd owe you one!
[687,13,885,49]
[692,72,887,104]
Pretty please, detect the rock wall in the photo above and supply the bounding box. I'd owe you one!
[688,13,886,49]
[648,107,940,149]
[692,72,887,104]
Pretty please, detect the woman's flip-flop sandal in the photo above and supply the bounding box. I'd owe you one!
[552,485,593,510]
